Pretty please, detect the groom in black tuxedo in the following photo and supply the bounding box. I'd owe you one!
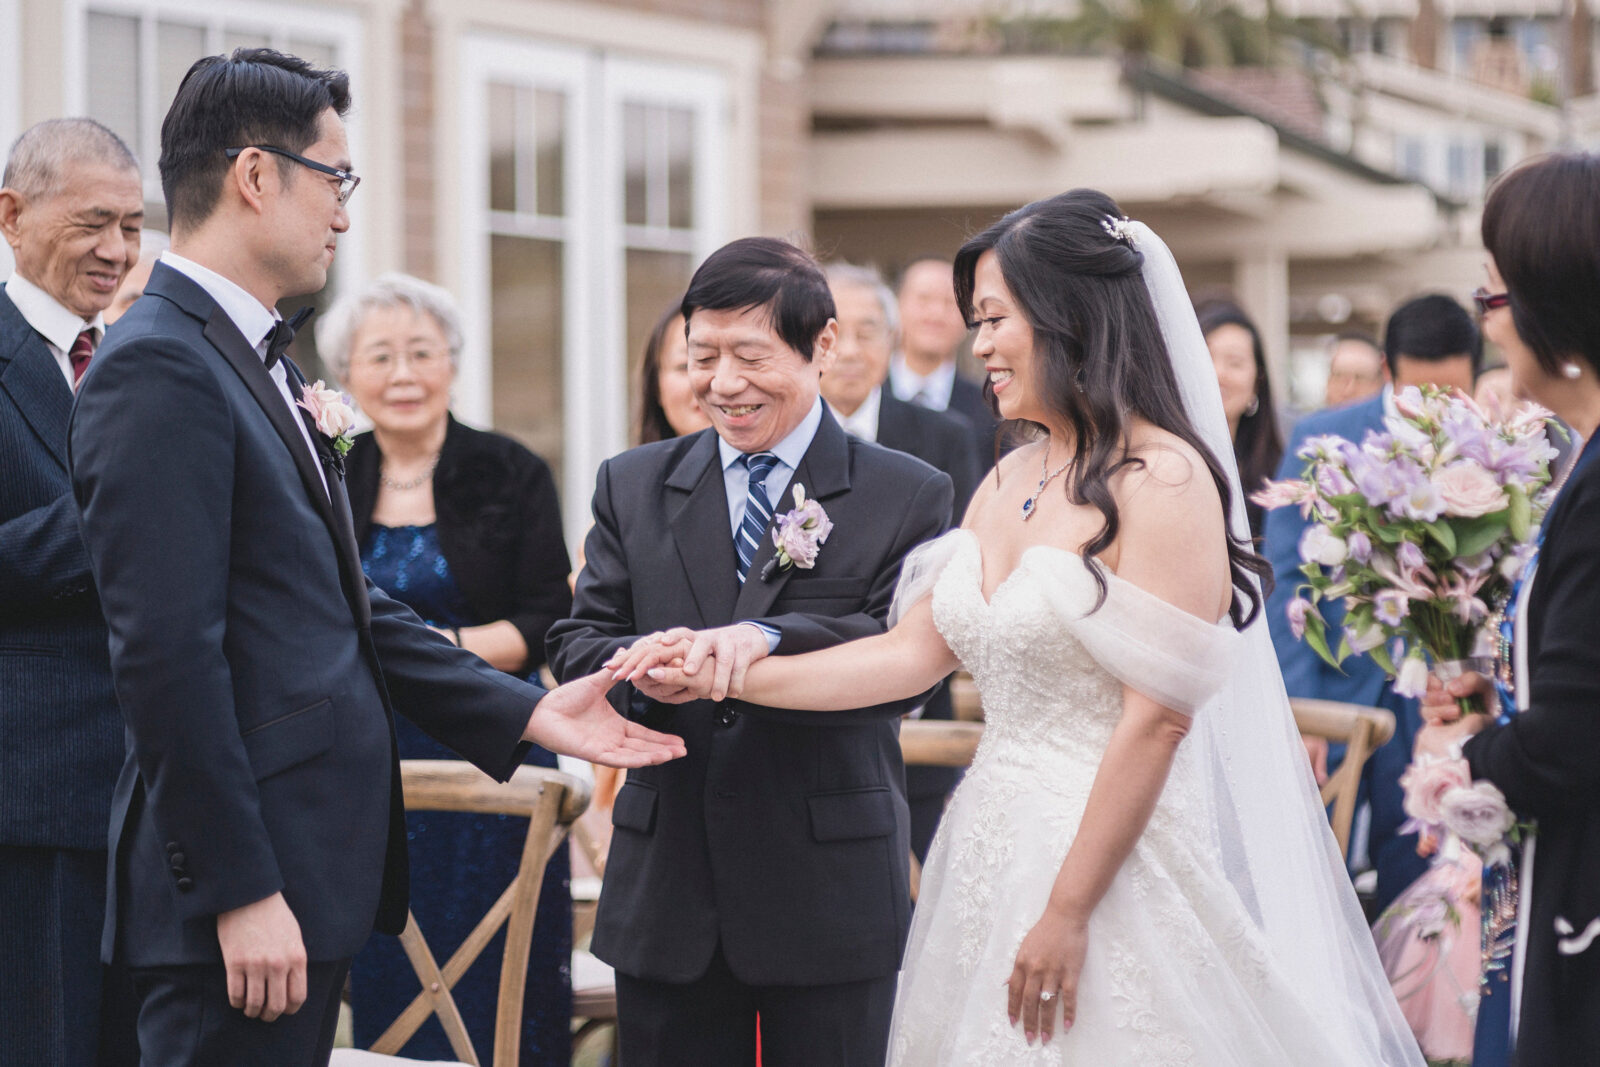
[548,238,953,1066]
[68,49,682,1065]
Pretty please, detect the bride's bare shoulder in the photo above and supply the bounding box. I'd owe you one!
[1113,423,1225,536]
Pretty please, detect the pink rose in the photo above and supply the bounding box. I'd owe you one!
[1399,755,1472,829]
[1440,781,1516,849]
[1434,461,1509,518]
[298,380,356,439]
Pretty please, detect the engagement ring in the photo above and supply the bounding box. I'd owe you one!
[1039,991,1057,1002]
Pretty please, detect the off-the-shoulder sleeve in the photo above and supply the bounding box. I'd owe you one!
[1033,554,1240,715]
[888,529,970,627]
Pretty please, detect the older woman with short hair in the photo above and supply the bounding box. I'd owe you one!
[1418,152,1600,1066]
[320,272,574,1064]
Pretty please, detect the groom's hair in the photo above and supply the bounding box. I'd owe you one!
[681,237,835,361]
[159,48,351,233]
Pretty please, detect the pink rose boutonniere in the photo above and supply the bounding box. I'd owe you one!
[761,484,833,581]
[298,380,357,459]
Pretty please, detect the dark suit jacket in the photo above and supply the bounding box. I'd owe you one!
[547,409,952,986]
[69,263,541,968]
[1464,436,1600,1065]
[347,415,572,663]
[947,373,1000,473]
[0,288,123,850]
[873,389,978,802]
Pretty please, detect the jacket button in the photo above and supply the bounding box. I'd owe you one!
[169,853,186,869]
[716,704,738,727]
[165,842,180,854]
[175,877,194,892]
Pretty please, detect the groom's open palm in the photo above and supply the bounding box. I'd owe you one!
[528,669,687,768]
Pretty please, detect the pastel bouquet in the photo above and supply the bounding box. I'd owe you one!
[1253,385,1560,701]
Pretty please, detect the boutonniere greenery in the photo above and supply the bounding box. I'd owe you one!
[761,483,834,581]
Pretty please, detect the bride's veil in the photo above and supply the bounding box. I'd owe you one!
[1132,220,1423,1065]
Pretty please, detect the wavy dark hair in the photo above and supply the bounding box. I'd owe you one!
[635,301,686,445]
[1196,300,1284,538]
[953,189,1270,627]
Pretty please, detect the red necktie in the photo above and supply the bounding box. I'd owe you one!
[69,329,95,384]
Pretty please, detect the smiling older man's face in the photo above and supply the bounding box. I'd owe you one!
[5,161,143,318]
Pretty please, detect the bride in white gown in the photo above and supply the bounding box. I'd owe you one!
[637,190,1423,1065]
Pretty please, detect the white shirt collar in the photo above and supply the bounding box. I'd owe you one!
[1380,382,1397,419]
[889,355,956,409]
[159,251,280,356]
[829,385,882,443]
[4,272,102,355]
[719,395,826,473]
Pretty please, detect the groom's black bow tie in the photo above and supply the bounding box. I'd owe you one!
[264,306,316,371]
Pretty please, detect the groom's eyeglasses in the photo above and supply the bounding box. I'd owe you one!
[225,146,361,205]
[1472,287,1510,315]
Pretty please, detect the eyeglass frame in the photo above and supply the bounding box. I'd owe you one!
[1472,287,1510,315]
[224,145,361,204]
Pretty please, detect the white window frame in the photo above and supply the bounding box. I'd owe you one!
[459,34,728,547]
[62,0,367,277]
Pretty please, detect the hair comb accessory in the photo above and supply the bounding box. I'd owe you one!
[1101,215,1136,246]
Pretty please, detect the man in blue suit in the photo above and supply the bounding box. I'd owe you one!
[69,50,682,1064]
[0,117,144,1065]
[1263,293,1479,912]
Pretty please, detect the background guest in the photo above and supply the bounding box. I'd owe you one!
[890,255,999,471]
[1198,300,1283,541]
[1417,151,1600,1067]
[1325,330,1388,409]
[822,260,979,862]
[320,272,575,1064]
[1264,292,1480,912]
[636,301,712,445]
[0,117,142,1066]
[103,229,168,325]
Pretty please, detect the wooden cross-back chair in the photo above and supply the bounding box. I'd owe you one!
[334,759,590,1067]
[899,719,985,901]
[1288,698,1396,857]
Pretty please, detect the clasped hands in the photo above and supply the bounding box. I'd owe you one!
[605,623,771,703]
[1414,669,1494,760]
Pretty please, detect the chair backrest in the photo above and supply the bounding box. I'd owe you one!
[365,760,591,1067]
[1289,698,1396,858]
[949,673,984,722]
[899,720,984,900]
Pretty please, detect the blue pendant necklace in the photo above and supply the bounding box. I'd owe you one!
[1021,442,1071,521]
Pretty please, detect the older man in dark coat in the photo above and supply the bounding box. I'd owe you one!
[0,118,144,1064]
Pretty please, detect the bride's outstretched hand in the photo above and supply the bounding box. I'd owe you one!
[1007,905,1088,1046]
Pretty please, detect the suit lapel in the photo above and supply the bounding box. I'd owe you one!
[666,432,739,626]
[146,265,370,626]
[283,356,372,628]
[0,295,73,471]
[733,407,853,620]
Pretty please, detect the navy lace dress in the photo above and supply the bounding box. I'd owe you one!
[350,524,572,1064]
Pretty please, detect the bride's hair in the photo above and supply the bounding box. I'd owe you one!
[954,188,1270,627]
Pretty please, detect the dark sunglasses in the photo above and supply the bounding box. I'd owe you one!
[225,145,361,204]
[1472,287,1510,315]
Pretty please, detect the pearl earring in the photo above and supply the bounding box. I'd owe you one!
[1563,362,1583,380]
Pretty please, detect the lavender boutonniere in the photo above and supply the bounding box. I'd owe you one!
[760,484,833,581]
